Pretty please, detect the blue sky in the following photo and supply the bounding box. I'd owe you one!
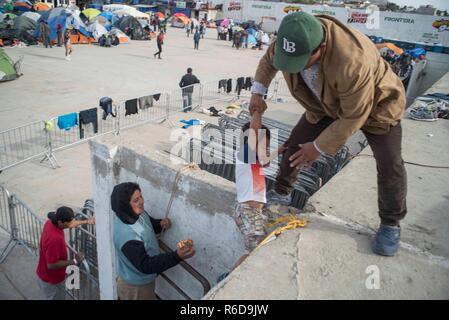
[388,0,449,11]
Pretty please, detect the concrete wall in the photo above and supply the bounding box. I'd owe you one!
[90,138,247,300]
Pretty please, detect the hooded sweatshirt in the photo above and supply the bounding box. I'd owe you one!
[111,183,181,286]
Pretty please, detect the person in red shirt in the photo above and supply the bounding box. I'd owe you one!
[36,206,94,300]
[153,31,164,59]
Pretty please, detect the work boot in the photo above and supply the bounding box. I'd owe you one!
[372,224,401,256]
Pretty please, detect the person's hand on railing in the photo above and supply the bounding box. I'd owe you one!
[176,245,195,260]
[75,252,85,264]
[86,216,95,225]
[160,218,171,231]
[249,93,267,115]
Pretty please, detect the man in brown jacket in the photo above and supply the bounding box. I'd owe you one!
[250,12,407,256]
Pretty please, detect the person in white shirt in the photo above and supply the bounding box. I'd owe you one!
[234,111,286,252]
[217,112,286,283]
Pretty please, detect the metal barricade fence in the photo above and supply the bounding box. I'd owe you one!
[0,185,99,300]
[168,84,202,113]
[0,77,285,172]
[0,121,48,171]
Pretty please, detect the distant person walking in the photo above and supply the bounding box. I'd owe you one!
[64,28,73,61]
[153,31,164,59]
[186,22,191,37]
[40,20,52,48]
[179,67,200,112]
[190,21,194,34]
[56,23,63,47]
[193,29,200,50]
[199,22,204,39]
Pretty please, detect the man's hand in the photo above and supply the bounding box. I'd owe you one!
[86,217,95,225]
[176,245,195,260]
[249,93,267,115]
[75,252,85,264]
[160,218,172,231]
[289,142,321,169]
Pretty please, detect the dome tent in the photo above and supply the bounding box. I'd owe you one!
[113,15,147,40]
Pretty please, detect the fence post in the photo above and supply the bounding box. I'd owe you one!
[114,102,121,135]
[40,121,60,169]
[199,84,204,108]
[0,193,18,264]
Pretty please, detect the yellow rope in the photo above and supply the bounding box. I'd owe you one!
[256,215,308,249]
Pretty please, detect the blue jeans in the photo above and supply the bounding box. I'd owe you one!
[183,92,192,112]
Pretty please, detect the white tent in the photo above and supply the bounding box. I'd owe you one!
[87,21,108,40]
[102,4,135,12]
[113,9,149,19]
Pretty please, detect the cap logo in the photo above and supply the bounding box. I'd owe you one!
[283,38,296,53]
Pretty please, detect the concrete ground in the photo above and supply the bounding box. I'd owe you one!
[0,228,42,300]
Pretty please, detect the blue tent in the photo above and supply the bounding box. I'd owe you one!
[247,34,257,45]
[37,10,50,23]
[34,10,91,42]
[99,11,113,21]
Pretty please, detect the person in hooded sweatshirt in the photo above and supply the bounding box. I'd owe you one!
[111,182,195,300]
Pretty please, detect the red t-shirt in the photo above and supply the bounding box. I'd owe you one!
[36,220,68,284]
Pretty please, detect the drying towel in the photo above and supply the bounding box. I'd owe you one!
[79,108,98,139]
[226,79,232,93]
[57,113,78,131]
[139,95,154,109]
[125,99,138,116]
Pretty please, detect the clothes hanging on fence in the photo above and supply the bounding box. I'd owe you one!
[218,79,227,92]
[79,108,98,139]
[153,93,161,101]
[236,77,244,96]
[125,99,138,116]
[57,113,78,131]
[99,97,116,120]
[226,79,232,93]
[244,77,253,90]
[139,95,154,109]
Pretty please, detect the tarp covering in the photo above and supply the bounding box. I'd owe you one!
[376,42,404,55]
[13,1,31,12]
[13,15,36,31]
[32,2,50,12]
[22,11,41,22]
[172,15,190,28]
[405,47,427,58]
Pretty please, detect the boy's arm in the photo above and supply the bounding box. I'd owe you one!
[248,111,262,152]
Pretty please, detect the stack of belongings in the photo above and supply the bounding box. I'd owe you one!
[406,93,449,121]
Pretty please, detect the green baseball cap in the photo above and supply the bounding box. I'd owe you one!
[274,12,324,73]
